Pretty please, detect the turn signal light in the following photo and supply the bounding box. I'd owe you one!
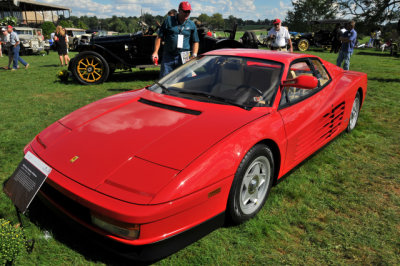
[91,213,140,240]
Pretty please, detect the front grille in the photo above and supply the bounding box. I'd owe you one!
[40,182,92,224]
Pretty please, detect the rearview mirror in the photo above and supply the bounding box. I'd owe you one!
[281,75,318,89]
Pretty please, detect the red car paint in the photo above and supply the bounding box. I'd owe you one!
[22,49,367,251]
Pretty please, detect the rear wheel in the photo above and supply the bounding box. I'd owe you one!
[72,51,109,85]
[227,144,274,224]
[297,38,309,51]
[347,91,361,132]
[242,31,258,48]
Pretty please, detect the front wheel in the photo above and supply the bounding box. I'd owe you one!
[347,91,361,132]
[227,144,274,224]
[72,51,110,85]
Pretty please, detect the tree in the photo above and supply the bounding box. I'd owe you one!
[210,13,224,30]
[41,21,56,38]
[109,16,128,33]
[69,16,80,27]
[286,0,339,32]
[198,13,210,25]
[58,19,74,28]
[77,20,88,30]
[337,0,400,26]
[226,15,238,28]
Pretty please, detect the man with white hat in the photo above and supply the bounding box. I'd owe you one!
[152,1,199,78]
[1,27,13,69]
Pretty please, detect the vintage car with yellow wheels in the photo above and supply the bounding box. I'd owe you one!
[69,24,245,85]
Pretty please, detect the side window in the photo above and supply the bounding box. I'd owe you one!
[310,59,331,87]
[281,61,317,104]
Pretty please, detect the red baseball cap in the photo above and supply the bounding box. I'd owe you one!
[273,18,281,24]
[7,25,13,29]
[179,1,192,11]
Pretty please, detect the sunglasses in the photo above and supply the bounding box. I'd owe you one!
[181,9,191,14]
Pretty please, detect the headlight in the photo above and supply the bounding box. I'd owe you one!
[91,213,140,240]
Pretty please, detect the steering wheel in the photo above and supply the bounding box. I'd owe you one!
[235,84,263,96]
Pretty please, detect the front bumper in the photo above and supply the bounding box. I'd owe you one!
[35,192,225,261]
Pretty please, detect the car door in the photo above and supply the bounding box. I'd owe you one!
[278,58,343,171]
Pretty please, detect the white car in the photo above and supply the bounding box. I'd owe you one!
[14,27,50,55]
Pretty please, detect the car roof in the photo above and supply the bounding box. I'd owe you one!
[65,28,86,31]
[14,27,34,30]
[203,49,316,65]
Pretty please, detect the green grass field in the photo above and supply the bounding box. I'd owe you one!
[0,48,399,265]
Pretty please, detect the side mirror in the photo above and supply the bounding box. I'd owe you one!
[281,75,318,89]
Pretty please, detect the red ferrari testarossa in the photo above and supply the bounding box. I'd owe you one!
[6,49,367,260]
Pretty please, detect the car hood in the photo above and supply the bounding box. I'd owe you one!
[34,89,268,203]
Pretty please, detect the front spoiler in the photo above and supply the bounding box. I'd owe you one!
[34,195,225,262]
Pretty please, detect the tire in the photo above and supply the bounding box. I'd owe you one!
[242,31,257,48]
[297,38,309,51]
[73,39,79,51]
[390,44,398,56]
[250,31,258,48]
[72,51,110,85]
[227,144,274,224]
[346,91,361,132]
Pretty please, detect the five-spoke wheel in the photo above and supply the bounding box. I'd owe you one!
[227,144,274,224]
[347,91,361,132]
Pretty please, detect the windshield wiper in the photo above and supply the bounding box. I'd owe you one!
[177,90,250,110]
[155,82,170,94]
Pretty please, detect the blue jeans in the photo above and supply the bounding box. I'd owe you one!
[12,45,28,70]
[336,50,352,70]
[159,52,182,78]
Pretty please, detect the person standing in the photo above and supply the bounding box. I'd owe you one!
[1,27,13,69]
[266,19,293,52]
[7,25,29,71]
[336,20,357,71]
[54,26,70,66]
[167,9,178,16]
[152,1,199,78]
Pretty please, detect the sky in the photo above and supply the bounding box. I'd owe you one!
[40,0,293,21]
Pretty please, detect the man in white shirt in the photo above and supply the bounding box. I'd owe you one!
[1,27,13,69]
[267,18,293,52]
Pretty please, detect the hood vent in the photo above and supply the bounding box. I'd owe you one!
[138,98,202,115]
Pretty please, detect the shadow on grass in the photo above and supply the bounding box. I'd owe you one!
[107,70,160,83]
[27,199,153,265]
[368,77,400,83]
[41,64,63,67]
[356,51,393,57]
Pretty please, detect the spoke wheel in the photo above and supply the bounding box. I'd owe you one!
[227,144,274,224]
[298,38,309,51]
[347,91,361,132]
[72,51,109,85]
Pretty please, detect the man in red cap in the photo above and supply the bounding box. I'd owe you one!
[7,25,29,70]
[266,18,293,52]
[152,1,199,78]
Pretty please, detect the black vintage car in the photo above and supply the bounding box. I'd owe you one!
[69,24,246,85]
[290,19,350,52]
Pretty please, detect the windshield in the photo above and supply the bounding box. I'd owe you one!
[67,31,85,36]
[15,30,33,35]
[148,55,283,109]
